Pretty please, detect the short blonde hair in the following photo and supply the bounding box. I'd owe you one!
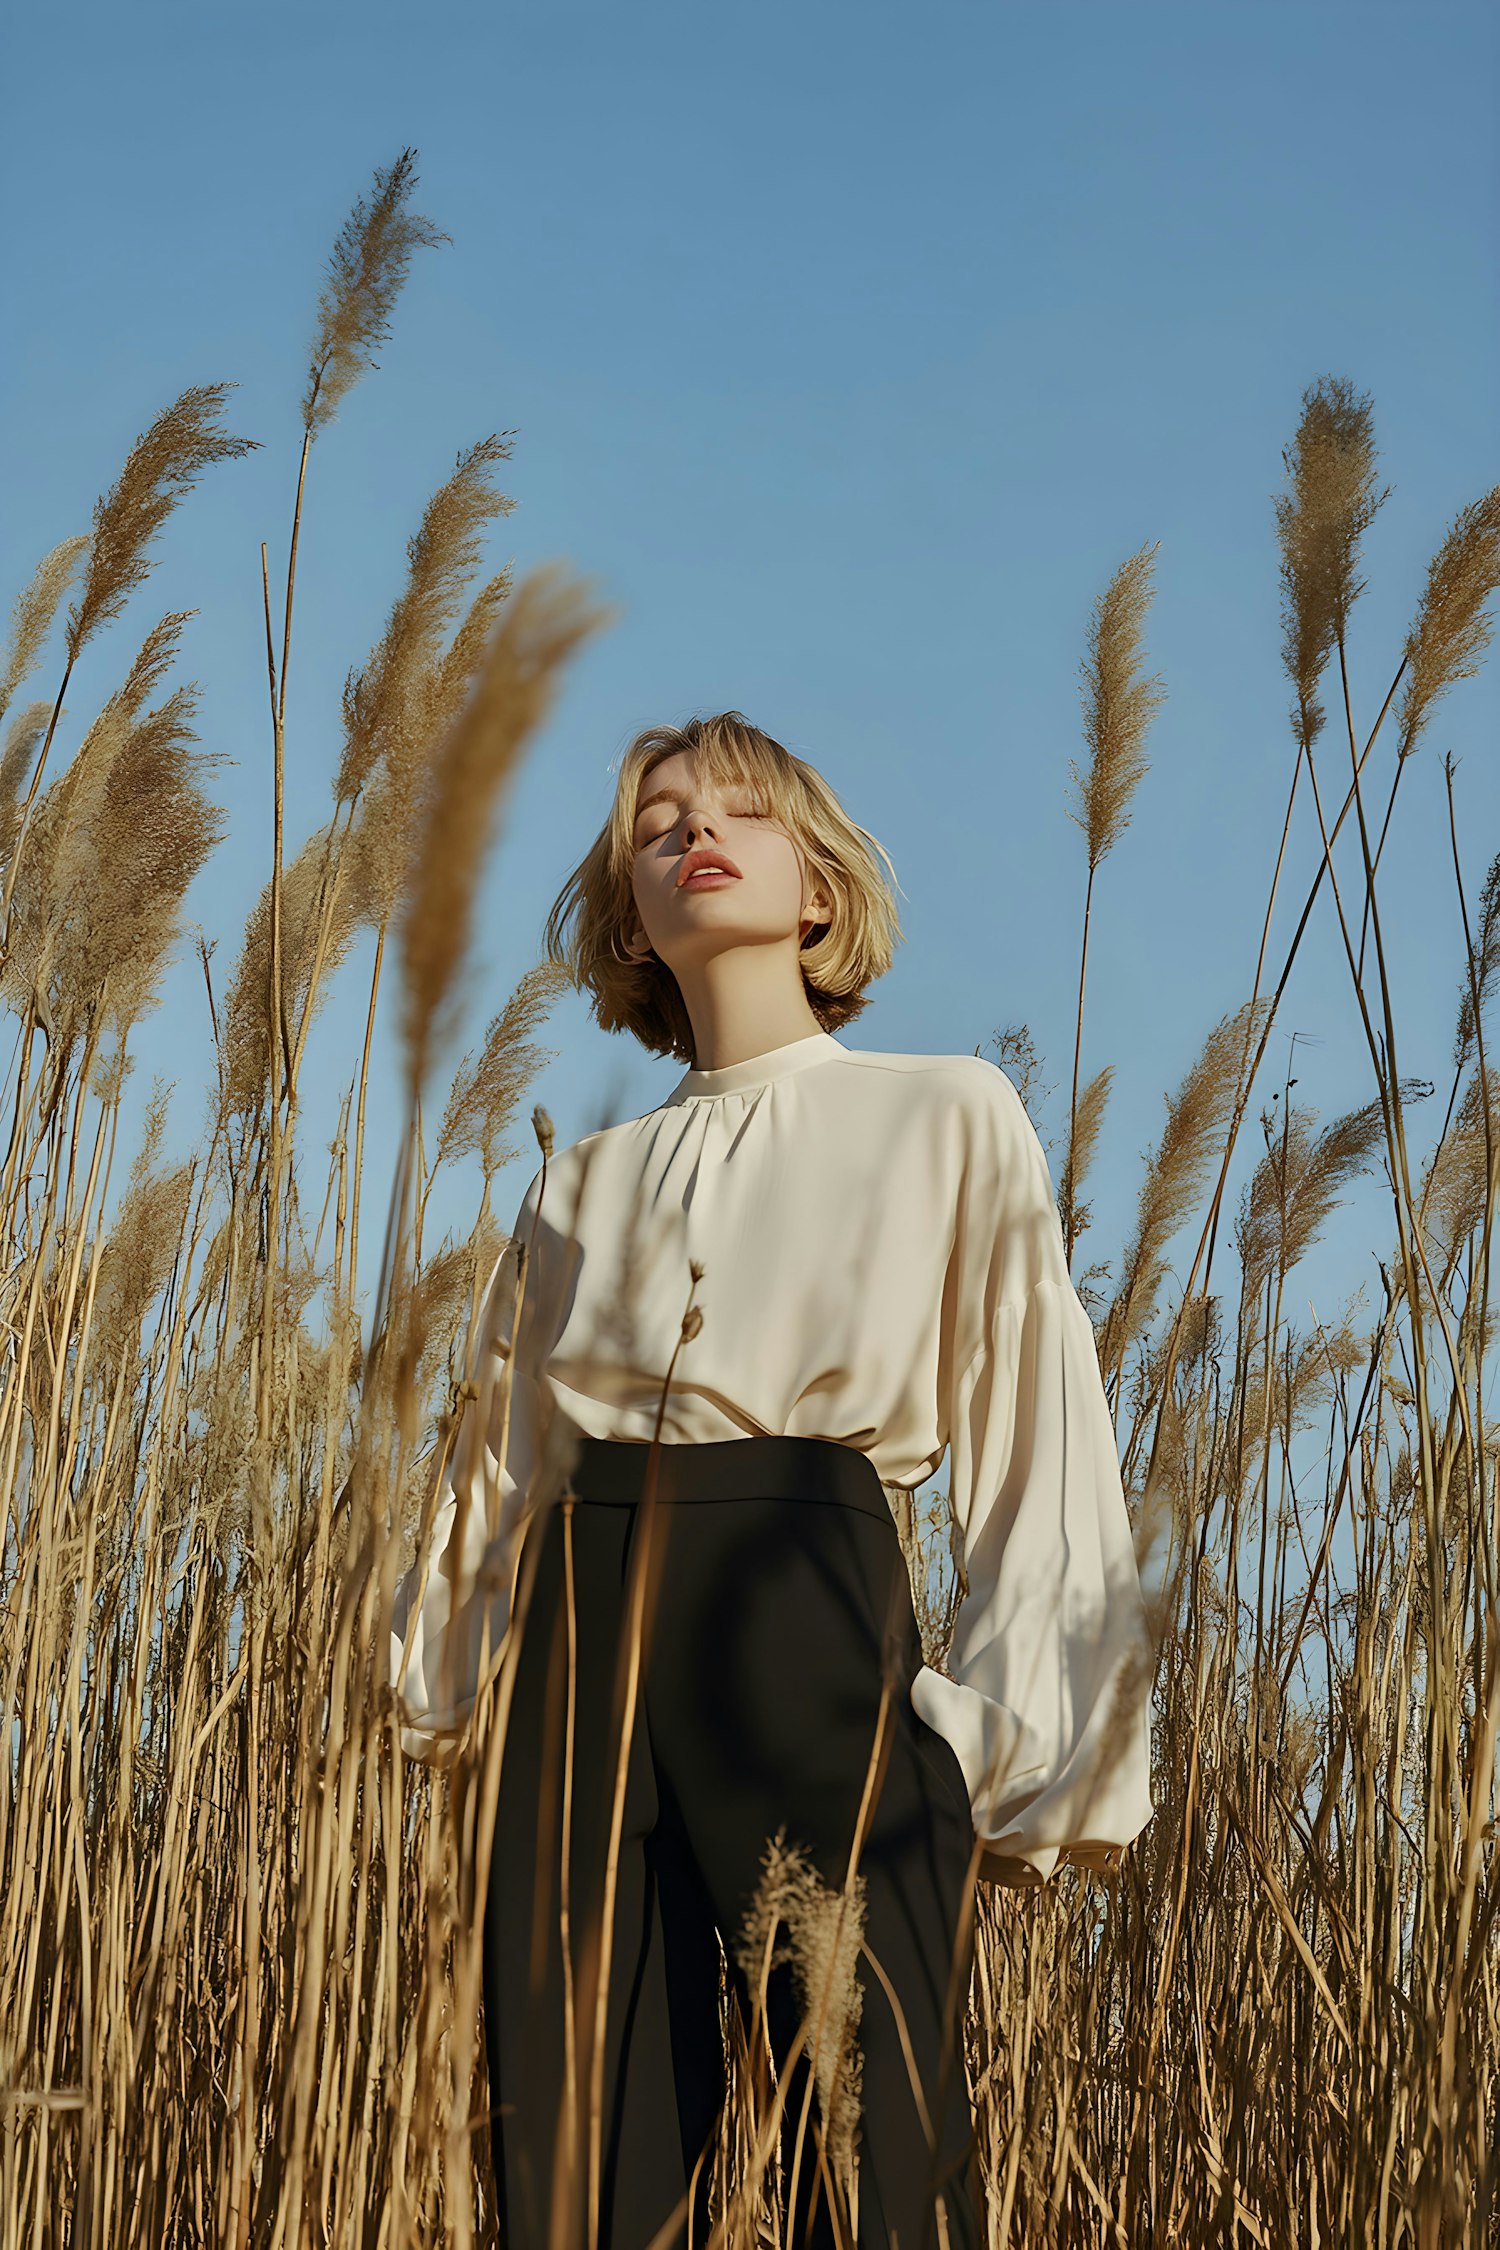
[542,712,903,1064]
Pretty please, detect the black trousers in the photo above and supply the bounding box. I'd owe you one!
[482,1434,984,2250]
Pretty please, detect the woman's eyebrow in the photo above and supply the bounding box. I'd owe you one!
[633,781,752,823]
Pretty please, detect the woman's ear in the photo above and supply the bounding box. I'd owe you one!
[800,885,833,940]
[621,916,656,963]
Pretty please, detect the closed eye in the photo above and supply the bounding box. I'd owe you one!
[634,800,772,844]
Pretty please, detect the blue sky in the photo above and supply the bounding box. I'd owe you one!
[3,0,1497,1328]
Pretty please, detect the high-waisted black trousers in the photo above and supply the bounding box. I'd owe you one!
[482,1433,984,2250]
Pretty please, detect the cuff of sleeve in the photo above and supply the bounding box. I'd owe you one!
[911,1662,1152,1885]
[389,1629,473,1765]
[976,1846,1050,1888]
[976,1840,1130,1888]
[909,1659,1053,1819]
[398,1720,466,1766]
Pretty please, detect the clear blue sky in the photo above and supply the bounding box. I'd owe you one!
[3,0,1496,1323]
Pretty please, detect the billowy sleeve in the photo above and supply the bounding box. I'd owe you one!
[909,1065,1157,1886]
[390,1166,556,1761]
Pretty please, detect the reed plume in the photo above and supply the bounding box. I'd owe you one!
[733,1829,869,2210]
[87,1085,196,1377]
[301,147,450,437]
[1274,374,1389,749]
[254,156,455,1433]
[1418,1063,1500,1293]
[217,817,364,1122]
[1453,845,1500,1075]
[65,386,259,662]
[0,534,88,723]
[398,563,615,1097]
[336,433,518,807]
[375,1223,506,1532]
[1068,541,1164,875]
[409,1228,506,1419]
[1233,1091,1387,1305]
[437,958,573,1186]
[434,569,518,715]
[0,620,223,1048]
[29,605,196,855]
[1397,484,1500,758]
[320,482,525,1319]
[0,704,49,866]
[2,610,197,983]
[1061,1061,1113,1268]
[74,694,224,1039]
[1103,994,1273,1377]
[1062,543,1164,1265]
[340,552,518,936]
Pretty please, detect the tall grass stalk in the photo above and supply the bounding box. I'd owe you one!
[0,159,1496,2245]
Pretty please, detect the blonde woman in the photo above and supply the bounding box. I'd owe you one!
[393,714,1156,2249]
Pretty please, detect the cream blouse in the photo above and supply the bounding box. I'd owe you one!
[391,1028,1156,1886]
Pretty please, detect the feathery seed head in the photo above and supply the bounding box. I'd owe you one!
[0,702,51,865]
[397,562,615,1098]
[334,434,517,807]
[1454,845,1500,1075]
[1274,375,1389,749]
[1397,485,1500,759]
[301,148,451,438]
[0,535,89,723]
[66,387,258,660]
[2,644,224,1045]
[732,1830,867,2181]
[90,1087,195,1375]
[219,821,361,1122]
[1105,995,1274,1363]
[1234,1093,1387,1301]
[436,959,568,1179]
[1069,541,1166,872]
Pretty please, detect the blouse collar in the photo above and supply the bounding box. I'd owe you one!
[663,1029,847,1104]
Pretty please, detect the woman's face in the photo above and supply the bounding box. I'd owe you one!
[623,750,827,967]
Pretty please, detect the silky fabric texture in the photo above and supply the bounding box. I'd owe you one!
[394,1029,1156,1884]
[484,1435,983,2250]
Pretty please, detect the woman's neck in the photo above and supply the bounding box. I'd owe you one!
[674,949,827,1071]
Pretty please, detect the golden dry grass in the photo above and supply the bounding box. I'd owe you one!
[0,156,1497,2249]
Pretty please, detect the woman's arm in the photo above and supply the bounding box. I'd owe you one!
[389,1174,549,1761]
[911,1063,1157,1887]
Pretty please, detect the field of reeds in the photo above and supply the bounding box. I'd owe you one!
[2,147,1497,2248]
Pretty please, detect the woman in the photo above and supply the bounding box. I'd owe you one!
[392,712,1156,2250]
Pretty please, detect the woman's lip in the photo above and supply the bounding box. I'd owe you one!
[678,870,741,889]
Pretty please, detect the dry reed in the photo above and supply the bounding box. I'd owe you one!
[1061,541,1164,1269]
[0,163,1495,2250]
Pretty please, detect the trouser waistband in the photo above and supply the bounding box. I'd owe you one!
[563,1432,896,1523]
